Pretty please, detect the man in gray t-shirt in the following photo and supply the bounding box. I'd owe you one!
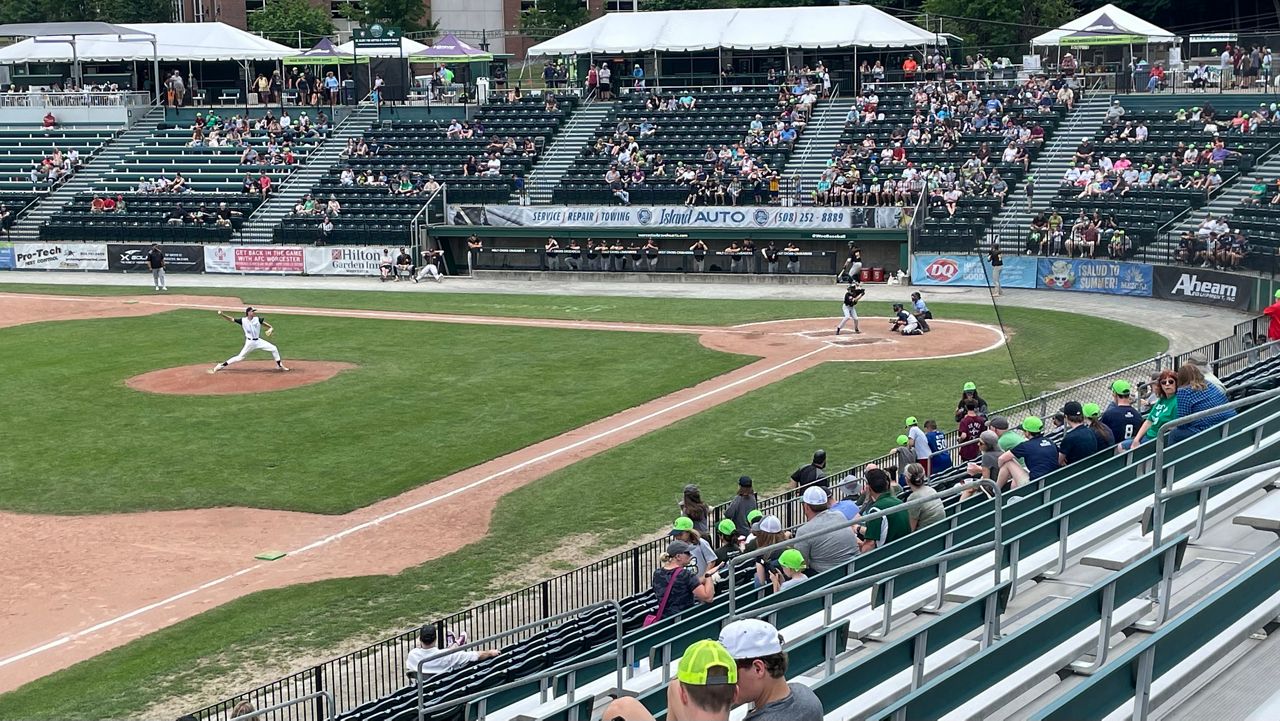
[719,619,824,721]
[789,486,859,574]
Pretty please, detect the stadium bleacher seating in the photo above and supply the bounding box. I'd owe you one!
[550,87,798,206]
[40,117,324,242]
[0,126,118,226]
[275,95,579,245]
[309,353,1280,721]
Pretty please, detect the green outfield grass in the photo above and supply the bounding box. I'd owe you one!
[0,311,750,515]
[0,304,1168,720]
[4,281,909,326]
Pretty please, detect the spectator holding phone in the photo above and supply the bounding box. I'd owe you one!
[650,540,719,622]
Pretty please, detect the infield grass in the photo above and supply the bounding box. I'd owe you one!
[0,306,1167,720]
[0,311,750,514]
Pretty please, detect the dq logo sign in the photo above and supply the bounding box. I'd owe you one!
[924,258,959,282]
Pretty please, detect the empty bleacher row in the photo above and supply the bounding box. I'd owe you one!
[275,95,579,245]
[307,350,1280,721]
[550,87,800,206]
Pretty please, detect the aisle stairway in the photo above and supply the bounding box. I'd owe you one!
[521,100,613,205]
[9,105,165,242]
[1137,152,1280,263]
[782,96,857,205]
[986,94,1111,249]
[237,105,380,244]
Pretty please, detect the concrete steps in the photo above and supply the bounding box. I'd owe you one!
[987,95,1112,248]
[521,101,614,205]
[783,97,858,206]
[10,105,166,242]
[237,105,380,244]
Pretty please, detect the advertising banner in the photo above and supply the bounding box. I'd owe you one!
[911,254,1037,289]
[1036,258,1153,297]
[107,244,205,273]
[13,243,108,270]
[303,246,384,276]
[0,242,12,270]
[1152,265,1253,310]
[204,245,304,274]
[447,204,898,230]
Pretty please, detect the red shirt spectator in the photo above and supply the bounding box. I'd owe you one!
[42,112,56,128]
[102,196,116,211]
[902,57,918,80]
[957,408,987,462]
[1265,291,1280,341]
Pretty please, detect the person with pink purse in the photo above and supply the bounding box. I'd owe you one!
[644,540,720,626]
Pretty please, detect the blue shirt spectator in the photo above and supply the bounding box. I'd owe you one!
[1169,367,1235,443]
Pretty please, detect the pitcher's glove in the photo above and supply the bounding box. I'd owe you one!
[265,328,274,338]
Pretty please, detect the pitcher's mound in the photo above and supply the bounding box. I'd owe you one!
[127,361,357,396]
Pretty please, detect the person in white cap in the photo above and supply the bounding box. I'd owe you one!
[789,486,859,574]
[718,619,824,721]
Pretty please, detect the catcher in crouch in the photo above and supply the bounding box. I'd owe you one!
[210,306,290,373]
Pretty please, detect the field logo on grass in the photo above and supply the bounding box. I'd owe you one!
[744,391,897,443]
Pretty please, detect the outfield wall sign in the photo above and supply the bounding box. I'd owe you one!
[911,254,1037,289]
[1152,265,1252,310]
[13,242,107,270]
[447,204,904,230]
[303,246,383,276]
[107,243,205,273]
[204,245,304,274]
[1036,258,1153,297]
[0,241,12,269]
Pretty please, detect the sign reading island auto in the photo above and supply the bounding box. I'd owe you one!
[446,204,905,230]
[353,24,402,48]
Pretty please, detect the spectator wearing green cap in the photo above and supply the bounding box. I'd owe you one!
[745,509,765,536]
[893,434,915,485]
[996,416,1059,487]
[905,416,931,475]
[1083,403,1114,447]
[670,639,739,720]
[714,518,745,564]
[956,399,987,463]
[768,549,809,592]
[954,381,988,422]
[1102,380,1144,446]
[858,468,911,551]
[724,475,759,535]
[671,516,718,576]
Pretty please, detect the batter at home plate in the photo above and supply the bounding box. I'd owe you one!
[210,307,290,373]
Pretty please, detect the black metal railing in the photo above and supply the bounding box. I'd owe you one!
[194,316,1265,720]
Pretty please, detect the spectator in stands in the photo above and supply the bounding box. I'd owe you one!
[1058,401,1099,465]
[651,539,720,623]
[791,486,859,572]
[905,416,931,475]
[924,420,951,474]
[902,463,945,530]
[956,400,986,464]
[724,476,758,535]
[768,550,808,593]
[318,216,333,245]
[257,172,272,199]
[1168,364,1236,443]
[405,624,498,681]
[996,417,1058,487]
[716,619,824,721]
[714,518,745,564]
[857,468,910,551]
[671,516,717,576]
[1083,403,1114,448]
[230,701,257,720]
[1124,371,1179,450]
[679,484,711,535]
[42,111,56,129]
[789,449,826,491]
[962,430,1003,498]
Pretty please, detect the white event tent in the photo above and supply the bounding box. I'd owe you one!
[0,22,296,62]
[1030,4,1177,48]
[527,5,944,56]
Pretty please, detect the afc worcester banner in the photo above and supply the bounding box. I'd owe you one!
[447,204,903,230]
[911,254,1037,289]
[1036,258,1153,297]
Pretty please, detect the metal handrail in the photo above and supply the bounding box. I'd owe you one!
[1151,457,1280,548]
[725,479,1002,617]
[1209,339,1280,372]
[414,600,624,721]
[1151,386,1280,492]
[230,691,334,721]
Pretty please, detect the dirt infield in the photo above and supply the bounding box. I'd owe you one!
[0,292,1005,694]
[127,361,358,395]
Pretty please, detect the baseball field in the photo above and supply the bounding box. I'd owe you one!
[0,282,1169,719]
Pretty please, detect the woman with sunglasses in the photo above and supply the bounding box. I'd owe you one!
[1121,370,1179,450]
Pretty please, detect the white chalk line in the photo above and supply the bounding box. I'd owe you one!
[0,344,829,670]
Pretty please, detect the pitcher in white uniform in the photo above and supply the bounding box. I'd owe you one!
[210,307,289,373]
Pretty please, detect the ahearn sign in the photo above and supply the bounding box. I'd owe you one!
[1153,266,1253,310]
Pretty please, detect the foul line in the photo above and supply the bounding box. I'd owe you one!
[0,344,829,671]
